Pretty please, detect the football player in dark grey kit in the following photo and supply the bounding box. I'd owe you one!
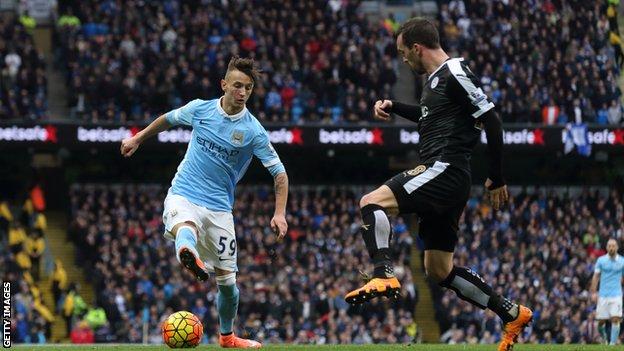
[344,17,532,351]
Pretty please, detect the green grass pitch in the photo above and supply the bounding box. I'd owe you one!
[10,345,615,351]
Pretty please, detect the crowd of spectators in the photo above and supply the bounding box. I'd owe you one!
[1,193,54,344]
[54,0,624,125]
[67,184,418,344]
[56,0,397,124]
[435,187,624,344]
[67,183,624,345]
[3,0,620,125]
[0,13,48,120]
[438,0,623,125]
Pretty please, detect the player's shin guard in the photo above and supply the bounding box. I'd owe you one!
[217,283,239,335]
[611,322,620,345]
[439,266,518,323]
[360,204,394,278]
[175,226,198,263]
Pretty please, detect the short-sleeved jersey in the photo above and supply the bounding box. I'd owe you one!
[418,57,495,172]
[165,98,284,212]
[594,254,624,297]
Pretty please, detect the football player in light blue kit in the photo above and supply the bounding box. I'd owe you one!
[591,239,624,345]
[121,57,288,349]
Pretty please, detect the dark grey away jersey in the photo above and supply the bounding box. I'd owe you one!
[417,58,495,172]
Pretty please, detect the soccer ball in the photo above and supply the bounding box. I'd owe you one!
[161,311,203,348]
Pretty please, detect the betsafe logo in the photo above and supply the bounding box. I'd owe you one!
[0,125,57,142]
[268,127,303,145]
[158,128,192,143]
[583,129,624,145]
[77,126,141,142]
[319,128,384,145]
[480,128,545,145]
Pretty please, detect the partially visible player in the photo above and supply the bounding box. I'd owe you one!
[591,239,624,346]
[121,56,289,349]
[344,18,532,350]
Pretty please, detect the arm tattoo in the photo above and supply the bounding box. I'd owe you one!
[274,173,287,195]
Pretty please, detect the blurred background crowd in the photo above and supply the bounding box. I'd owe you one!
[1,0,622,125]
[434,188,623,344]
[64,185,418,344]
[6,184,620,344]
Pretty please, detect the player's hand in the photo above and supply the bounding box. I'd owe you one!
[373,100,392,121]
[591,292,598,303]
[270,214,288,241]
[120,136,141,157]
[485,178,509,210]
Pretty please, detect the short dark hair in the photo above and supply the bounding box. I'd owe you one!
[227,56,261,83]
[397,17,440,49]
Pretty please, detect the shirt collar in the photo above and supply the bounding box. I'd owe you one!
[427,57,462,82]
[217,97,247,121]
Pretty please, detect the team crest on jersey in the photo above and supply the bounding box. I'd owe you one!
[231,130,245,146]
[431,76,439,89]
[406,165,427,176]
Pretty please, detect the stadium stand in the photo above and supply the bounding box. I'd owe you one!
[438,0,623,125]
[0,13,48,120]
[55,1,397,124]
[67,183,624,345]
[1,196,54,343]
[67,184,419,344]
[433,187,623,344]
[52,1,624,125]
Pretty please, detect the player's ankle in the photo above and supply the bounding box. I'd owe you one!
[373,263,394,278]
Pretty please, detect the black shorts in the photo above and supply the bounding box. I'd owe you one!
[384,161,470,252]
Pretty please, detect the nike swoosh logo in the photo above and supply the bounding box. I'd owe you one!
[218,257,233,261]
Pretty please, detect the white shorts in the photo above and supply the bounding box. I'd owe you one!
[596,296,623,320]
[163,193,237,272]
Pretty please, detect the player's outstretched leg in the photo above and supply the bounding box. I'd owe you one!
[345,187,401,304]
[426,251,532,351]
[216,270,261,349]
[173,223,209,281]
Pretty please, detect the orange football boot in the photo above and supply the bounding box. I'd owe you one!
[498,305,533,351]
[179,247,209,281]
[219,333,262,348]
[344,276,401,304]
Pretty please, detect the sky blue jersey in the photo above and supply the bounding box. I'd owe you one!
[594,254,624,297]
[165,98,285,212]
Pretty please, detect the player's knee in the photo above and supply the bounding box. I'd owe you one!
[359,193,373,208]
[360,192,383,209]
[425,264,452,283]
[215,272,236,286]
[173,221,198,236]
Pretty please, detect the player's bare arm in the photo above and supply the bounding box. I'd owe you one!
[590,271,600,303]
[480,109,508,210]
[120,115,172,157]
[271,172,289,240]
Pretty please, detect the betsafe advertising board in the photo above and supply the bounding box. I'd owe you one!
[1,123,623,152]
